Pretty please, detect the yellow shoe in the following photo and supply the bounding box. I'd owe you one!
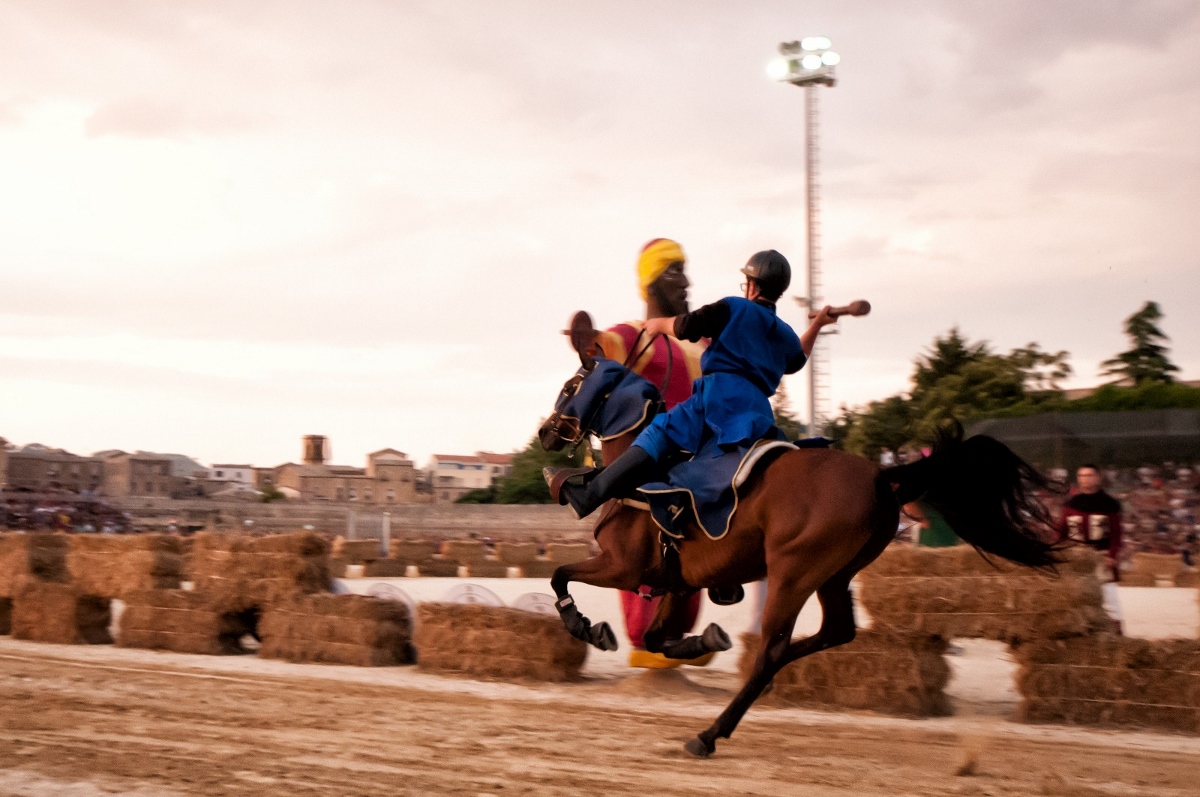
[627,649,718,669]
[628,649,684,669]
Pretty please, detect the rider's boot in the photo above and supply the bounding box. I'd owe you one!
[544,446,656,519]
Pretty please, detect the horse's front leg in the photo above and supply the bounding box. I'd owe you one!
[641,590,732,661]
[550,548,643,652]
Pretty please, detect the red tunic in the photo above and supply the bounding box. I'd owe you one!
[1056,490,1123,580]
[597,322,706,653]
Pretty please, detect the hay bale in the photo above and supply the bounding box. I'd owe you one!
[414,557,459,577]
[118,589,247,655]
[331,537,381,562]
[1175,571,1199,589]
[465,560,509,578]
[521,559,560,579]
[11,581,112,644]
[545,543,591,564]
[363,559,408,577]
[188,532,331,612]
[0,533,69,596]
[1014,635,1200,734]
[415,602,587,681]
[1132,553,1184,579]
[66,534,184,598]
[859,546,1108,643]
[440,540,487,564]
[495,542,539,565]
[738,631,950,716]
[391,541,439,563]
[259,594,413,666]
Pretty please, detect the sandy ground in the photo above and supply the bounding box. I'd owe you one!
[1,581,1197,796]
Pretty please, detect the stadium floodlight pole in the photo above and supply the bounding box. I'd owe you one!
[767,37,839,435]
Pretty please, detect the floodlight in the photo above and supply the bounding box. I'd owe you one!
[801,36,832,51]
[821,51,841,66]
[801,54,823,70]
[767,57,791,81]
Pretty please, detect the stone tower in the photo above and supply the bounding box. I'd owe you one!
[302,435,328,466]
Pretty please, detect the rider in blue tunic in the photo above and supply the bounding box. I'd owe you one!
[547,249,839,520]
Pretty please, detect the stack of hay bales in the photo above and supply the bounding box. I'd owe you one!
[118,532,330,656]
[438,540,495,576]
[66,534,185,597]
[11,582,112,644]
[1015,635,1200,733]
[415,602,586,681]
[496,543,539,577]
[1125,553,1187,587]
[859,546,1108,643]
[0,533,69,594]
[386,541,456,577]
[260,594,414,666]
[523,542,593,579]
[118,589,246,655]
[1,533,74,640]
[738,631,951,716]
[188,532,330,612]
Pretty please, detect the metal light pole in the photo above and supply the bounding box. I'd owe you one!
[768,38,839,435]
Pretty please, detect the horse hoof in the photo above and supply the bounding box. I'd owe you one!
[684,737,713,758]
[701,624,732,652]
[593,622,619,651]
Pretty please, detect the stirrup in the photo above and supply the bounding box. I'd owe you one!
[543,466,600,506]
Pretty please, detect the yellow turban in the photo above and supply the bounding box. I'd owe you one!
[637,238,685,301]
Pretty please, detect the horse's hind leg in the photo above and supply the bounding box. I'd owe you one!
[685,574,856,758]
[550,551,643,652]
[642,591,733,660]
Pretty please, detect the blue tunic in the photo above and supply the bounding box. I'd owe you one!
[633,297,805,460]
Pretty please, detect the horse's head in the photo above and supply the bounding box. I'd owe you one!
[538,357,664,452]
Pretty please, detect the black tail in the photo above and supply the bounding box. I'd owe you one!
[882,423,1062,569]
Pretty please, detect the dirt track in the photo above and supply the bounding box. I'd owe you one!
[2,642,1198,796]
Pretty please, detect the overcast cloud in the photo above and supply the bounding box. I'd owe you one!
[1,1,1198,467]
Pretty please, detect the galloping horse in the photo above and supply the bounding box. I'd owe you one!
[538,313,1059,758]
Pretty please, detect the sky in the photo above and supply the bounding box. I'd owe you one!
[1,1,1198,469]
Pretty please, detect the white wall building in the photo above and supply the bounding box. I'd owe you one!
[427,452,513,503]
[208,464,255,485]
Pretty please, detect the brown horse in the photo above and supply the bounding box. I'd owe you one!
[538,323,1059,758]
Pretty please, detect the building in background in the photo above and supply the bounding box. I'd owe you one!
[427,452,514,503]
[0,437,9,489]
[270,436,418,504]
[101,452,181,498]
[5,444,104,494]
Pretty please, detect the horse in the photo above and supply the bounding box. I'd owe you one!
[537,315,1060,758]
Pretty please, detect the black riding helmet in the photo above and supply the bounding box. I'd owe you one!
[740,249,791,302]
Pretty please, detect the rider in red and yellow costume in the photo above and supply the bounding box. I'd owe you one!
[595,239,707,669]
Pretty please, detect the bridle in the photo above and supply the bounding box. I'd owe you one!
[555,329,670,459]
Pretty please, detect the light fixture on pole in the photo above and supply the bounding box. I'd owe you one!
[768,37,838,436]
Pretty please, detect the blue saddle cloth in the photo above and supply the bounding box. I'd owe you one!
[638,436,832,540]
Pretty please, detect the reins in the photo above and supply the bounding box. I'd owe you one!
[566,329,664,459]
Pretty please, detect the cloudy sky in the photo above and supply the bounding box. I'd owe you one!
[1,1,1198,469]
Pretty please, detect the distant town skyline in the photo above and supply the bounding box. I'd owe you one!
[2,1,1198,468]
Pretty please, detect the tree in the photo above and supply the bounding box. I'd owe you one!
[841,395,914,460]
[836,329,1076,457]
[772,379,806,441]
[491,432,585,504]
[1100,301,1179,385]
[1009,342,1072,394]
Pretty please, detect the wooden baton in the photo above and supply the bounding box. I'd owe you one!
[808,299,871,319]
